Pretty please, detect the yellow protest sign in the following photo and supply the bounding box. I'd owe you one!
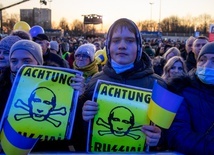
[87,80,152,152]
[0,65,82,141]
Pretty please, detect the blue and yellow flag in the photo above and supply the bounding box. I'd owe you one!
[1,119,38,155]
[0,65,82,155]
[148,81,183,129]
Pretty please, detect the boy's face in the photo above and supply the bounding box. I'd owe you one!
[110,27,137,65]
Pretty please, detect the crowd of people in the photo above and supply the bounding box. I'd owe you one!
[0,17,214,154]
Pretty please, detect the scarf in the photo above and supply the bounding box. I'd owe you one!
[73,60,98,79]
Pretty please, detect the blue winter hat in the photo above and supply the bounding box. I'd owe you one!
[105,18,143,64]
[0,35,22,51]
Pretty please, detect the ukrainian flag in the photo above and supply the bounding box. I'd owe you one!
[148,81,183,129]
[0,119,38,155]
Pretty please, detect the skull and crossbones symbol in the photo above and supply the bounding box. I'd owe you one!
[14,87,67,127]
[96,106,142,140]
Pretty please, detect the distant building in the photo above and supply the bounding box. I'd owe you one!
[20,8,51,29]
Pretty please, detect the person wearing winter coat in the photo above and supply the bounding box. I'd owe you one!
[166,42,214,154]
[77,18,166,152]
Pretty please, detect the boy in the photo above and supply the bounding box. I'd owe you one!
[79,18,166,151]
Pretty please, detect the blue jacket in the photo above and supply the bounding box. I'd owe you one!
[167,71,214,155]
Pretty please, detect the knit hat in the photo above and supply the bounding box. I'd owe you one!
[74,43,96,62]
[197,42,214,61]
[0,35,22,51]
[10,40,43,65]
[50,41,59,51]
[105,18,143,64]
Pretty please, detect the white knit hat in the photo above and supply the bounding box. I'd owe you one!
[74,43,96,62]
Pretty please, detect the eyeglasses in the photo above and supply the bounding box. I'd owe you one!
[75,54,90,60]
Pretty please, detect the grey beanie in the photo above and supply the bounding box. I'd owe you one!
[75,43,96,62]
[50,41,59,51]
[197,42,214,61]
[105,18,143,64]
[0,35,22,51]
[10,40,43,65]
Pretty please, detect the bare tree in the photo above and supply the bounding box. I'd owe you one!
[70,19,84,35]
[51,21,58,29]
[197,14,212,35]
[2,11,19,33]
[58,18,69,31]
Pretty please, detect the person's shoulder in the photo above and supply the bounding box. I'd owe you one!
[0,67,12,89]
[84,72,105,96]
[149,72,165,82]
[90,71,105,81]
[47,51,69,67]
[48,51,64,59]
[0,67,11,81]
[151,73,167,88]
[167,75,191,94]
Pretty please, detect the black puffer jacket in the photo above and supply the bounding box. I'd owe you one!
[75,52,166,151]
[166,69,214,155]
[0,67,12,120]
[83,52,165,100]
[74,18,166,152]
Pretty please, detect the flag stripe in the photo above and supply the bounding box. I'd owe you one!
[148,99,176,129]
[1,129,31,155]
[152,81,183,113]
[3,119,38,149]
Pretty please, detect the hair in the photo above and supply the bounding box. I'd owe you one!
[163,44,173,53]
[162,56,187,80]
[152,56,166,76]
[163,47,181,61]
[110,20,137,39]
[186,36,196,45]
[10,30,32,40]
[192,36,209,48]
[196,36,209,41]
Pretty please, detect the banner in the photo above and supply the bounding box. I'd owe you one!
[209,24,214,42]
[0,65,82,154]
[87,80,152,152]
